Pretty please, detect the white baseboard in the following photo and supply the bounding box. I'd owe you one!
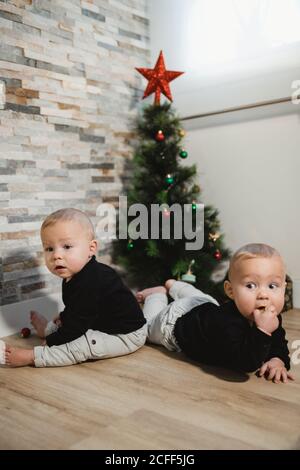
[293,279,300,309]
[0,294,64,338]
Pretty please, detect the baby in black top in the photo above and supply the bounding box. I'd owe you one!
[4,208,146,367]
[136,243,294,383]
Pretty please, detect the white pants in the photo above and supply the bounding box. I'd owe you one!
[33,323,147,367]
[143,281,219,352]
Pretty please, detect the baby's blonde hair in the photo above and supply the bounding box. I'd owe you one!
[228,243,283,280]
[41,208,95,240]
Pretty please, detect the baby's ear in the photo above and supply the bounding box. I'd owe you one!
[224,280,234,299]
[90,239,98,255]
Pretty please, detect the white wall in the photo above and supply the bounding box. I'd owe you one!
[149,0,300,118]
[183,107,300,306]
[149,0,300,306]
[0,294,63,338]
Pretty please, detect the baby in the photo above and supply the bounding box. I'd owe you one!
[1,208,146,367]
[137,243,293,383]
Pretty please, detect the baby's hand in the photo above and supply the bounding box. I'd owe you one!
[53,314,62,327]
[258,357,294,383]
[253,305,279,334]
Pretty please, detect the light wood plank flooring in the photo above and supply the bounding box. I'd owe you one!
[0,309,299,450]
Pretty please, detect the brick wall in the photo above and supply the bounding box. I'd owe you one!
[0,0,149,306]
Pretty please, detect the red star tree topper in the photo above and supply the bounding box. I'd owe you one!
[136,50,184,105]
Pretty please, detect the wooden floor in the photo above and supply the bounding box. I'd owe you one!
[0,309,300,450]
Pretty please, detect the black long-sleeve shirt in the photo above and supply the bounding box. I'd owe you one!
[174,300,290,373]
[46,256,146,346]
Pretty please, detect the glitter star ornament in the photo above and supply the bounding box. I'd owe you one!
[136,50,184,105]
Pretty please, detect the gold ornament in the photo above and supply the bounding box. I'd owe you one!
[209,232,220,243]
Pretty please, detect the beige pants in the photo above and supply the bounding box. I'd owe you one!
[144,281,219,351]
[34,323,147,367]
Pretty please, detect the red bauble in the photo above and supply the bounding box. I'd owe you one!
[136,50,184,105]
[20,327,31,338]
[155,130,165,141]
[214,250,222,261]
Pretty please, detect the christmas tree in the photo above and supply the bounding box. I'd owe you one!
[112,52,230,301]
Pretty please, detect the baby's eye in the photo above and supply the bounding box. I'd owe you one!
[64,244,72,249]
[44,247,53,252]
[269,283,279,289]
[246,282,256,289]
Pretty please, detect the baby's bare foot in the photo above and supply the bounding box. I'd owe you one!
[165,279,176,292]
[30,310,47,338]
[5,344,34,367]
[136,286,167,303]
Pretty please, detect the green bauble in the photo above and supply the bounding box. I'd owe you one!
[179,150,188,159]
[127,240,134,250]
[165,174,174,185]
